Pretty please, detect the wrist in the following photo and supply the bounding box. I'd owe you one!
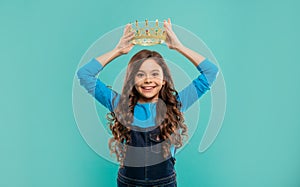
[174,43,185,52]
[112,47,123,56]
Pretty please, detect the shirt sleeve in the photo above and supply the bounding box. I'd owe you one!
[177,58,219,112]
[76,58,120,112]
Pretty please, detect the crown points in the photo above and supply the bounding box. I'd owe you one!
[145,19,148,27]
[131,19,166,46]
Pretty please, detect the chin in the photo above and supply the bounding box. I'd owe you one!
[137,91,158,102]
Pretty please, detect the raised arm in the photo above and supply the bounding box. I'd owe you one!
[176,57,218,112]
[76,24,135,111]
[164,18,219,112]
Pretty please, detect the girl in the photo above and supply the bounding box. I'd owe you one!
[77,19,219,187]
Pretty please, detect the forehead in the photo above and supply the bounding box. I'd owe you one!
[138,58,162,72]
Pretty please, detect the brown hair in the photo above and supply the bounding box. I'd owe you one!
[106,49,188,166]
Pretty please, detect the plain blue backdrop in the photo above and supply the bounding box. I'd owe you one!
[0,0,299,186]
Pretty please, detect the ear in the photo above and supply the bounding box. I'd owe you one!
[162,80,166,85]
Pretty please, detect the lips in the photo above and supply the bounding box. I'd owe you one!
[141,86,156,91]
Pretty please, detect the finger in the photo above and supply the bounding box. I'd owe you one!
[168,18,171,24]
[123,24,131,34]
[166,34,171,41]
[163,28,172,40]
[163,20,170,31]
[127,24,132,31]
[164,25,172,34]
[164,20,172,30]
[129,42,135,47]
[124,29,135,36]
[124,30,135,39]
[125,35,135,43]
[123,34,135,44]
[127,24,133,34]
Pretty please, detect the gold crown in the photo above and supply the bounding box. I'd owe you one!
[131,19,166,46]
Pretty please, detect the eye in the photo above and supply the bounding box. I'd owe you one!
[136,73,144,78]
[152,72,159,77]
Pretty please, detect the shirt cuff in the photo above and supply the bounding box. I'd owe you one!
[90,58,104,70]
[196,58,211,72]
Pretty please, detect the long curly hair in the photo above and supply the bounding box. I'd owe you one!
[106,49,188,166]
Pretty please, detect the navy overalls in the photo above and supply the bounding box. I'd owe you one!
[117,126,177,187]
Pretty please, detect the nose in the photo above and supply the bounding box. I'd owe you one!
[144,75,152,83]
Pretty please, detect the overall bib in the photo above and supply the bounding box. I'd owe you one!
[117,127,177,187]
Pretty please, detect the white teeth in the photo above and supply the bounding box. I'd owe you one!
[142,86,154,90]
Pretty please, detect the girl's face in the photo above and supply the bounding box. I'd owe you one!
[134,58,165,103]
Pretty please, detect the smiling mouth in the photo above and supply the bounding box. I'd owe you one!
[141,86,156,91]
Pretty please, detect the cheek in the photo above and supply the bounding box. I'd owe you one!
[134,77,142,85]
[154,77,164,84]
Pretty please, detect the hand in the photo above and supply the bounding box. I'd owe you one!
[114,24,135,54]
[164,18,183,50]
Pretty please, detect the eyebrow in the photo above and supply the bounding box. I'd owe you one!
[137,69,160,73]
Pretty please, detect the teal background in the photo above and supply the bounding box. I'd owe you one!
[1,0,299,187]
